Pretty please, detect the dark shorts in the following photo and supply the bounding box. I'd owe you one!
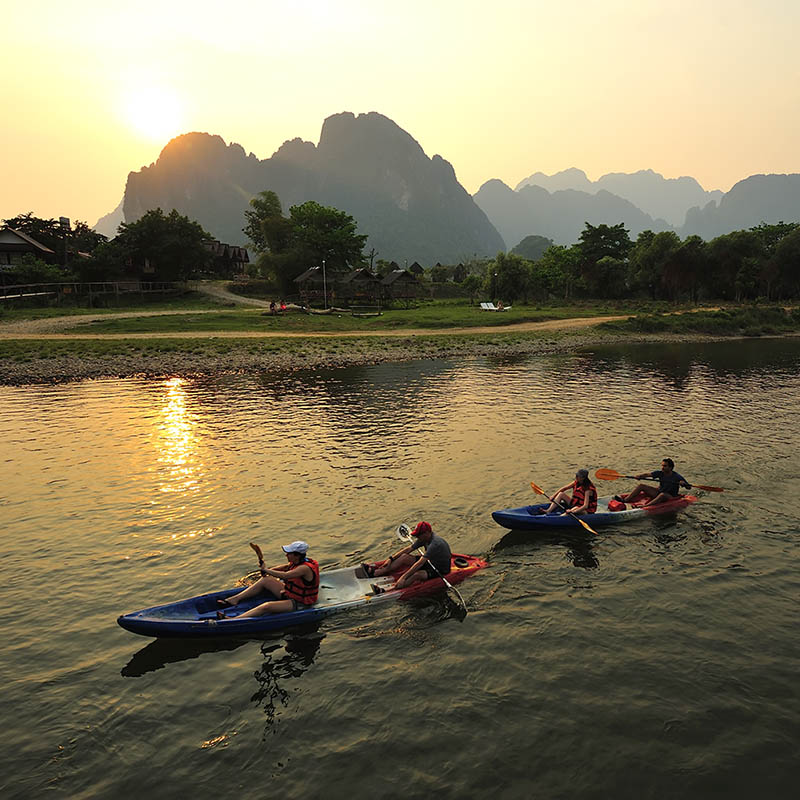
[423,562,450,579]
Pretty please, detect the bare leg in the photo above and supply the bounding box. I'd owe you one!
[373,553,415,577]
[643,491,671,507]
[545,490,571,513]
[622,484,658,504]
[224,575,285,606]
[236,597,296,618]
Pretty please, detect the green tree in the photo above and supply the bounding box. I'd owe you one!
[110,208,212,281]
[769,227,800,298]
[628,230,682,299]
[288,201,367,270]
[534,245,580,300]
[704,230,762,301]
[243,191,291,254]
[430,264,450,283]
[461,273,482,304]
[490,251,531,302]
[511,235,554,261]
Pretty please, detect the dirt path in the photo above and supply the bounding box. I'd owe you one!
[188,280,272,307]
[0,314,628,340]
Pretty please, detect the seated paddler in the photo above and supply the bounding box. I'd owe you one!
[362,521,452,591]
[542,469,598,515]
[217,540,319,619]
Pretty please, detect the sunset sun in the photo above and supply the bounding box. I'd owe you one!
[122,85,183,142]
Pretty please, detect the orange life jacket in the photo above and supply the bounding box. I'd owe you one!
[283,558,319,605]
[571,480,598,513]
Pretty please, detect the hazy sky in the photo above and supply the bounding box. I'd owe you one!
[3,0,799,226]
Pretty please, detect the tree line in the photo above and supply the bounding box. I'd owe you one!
[4,202,798,302]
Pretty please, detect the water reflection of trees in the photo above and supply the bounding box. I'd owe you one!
[583,339,800,390]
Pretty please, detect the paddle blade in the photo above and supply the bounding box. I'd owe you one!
[249,542,264,561]
[595,468,623,481]
[530,481,545,496]
[575,516,599,536]
[694,483,725,493]
[396,523,412,541]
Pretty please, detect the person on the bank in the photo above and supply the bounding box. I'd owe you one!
[543,469,598,515]
[362,521,451,590]
[216,540,319,618]
[619,458,692,506]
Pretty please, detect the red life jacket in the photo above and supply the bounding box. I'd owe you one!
[571,480,598,513]
[283,558,319,605]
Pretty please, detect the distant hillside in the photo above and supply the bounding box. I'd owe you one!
[93,199,124,238]
[120,112,504,263]
[682,174,800,239]
[474,179,670,248]
[516,168,722,227]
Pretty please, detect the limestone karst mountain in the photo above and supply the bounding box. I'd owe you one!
[516,168,722,228]
[119,112,505,264]
[473,178,671,249]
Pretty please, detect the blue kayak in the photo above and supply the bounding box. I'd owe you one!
[492,494,697,531]
[117,554,488,638]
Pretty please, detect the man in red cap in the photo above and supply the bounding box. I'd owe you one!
[362,521,452,590]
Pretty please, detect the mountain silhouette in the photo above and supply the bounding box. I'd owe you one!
[682,174,800,239]
[120,112,504,263]
[473,179,671,249]
[516,168,722,227]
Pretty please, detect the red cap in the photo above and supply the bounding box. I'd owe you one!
[411,521,432,537]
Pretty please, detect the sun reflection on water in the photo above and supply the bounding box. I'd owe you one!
[145,378,216,541]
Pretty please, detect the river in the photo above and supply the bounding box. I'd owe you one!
[1,338,798,799]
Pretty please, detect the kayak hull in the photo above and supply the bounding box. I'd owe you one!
[117,553,487,638]
[491,494,697,531]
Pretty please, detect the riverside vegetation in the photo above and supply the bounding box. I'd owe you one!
[1,295,798,384]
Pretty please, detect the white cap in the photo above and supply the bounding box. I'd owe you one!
[282,540,309,554]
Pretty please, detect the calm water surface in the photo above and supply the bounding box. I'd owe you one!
[1,339,799,799]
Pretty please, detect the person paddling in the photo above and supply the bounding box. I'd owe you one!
[362,521,451,591]
[541,469,598,515]
[617,458,692,507]
[217,540,319,619]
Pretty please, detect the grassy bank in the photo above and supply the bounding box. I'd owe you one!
[0,292,230,322]
[599,306,800,336]
[55,300,654,334]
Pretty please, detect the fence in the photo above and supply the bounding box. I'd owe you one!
[0,281,184,306]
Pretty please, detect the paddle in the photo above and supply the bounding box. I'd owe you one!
[530,481,599,535]
[594,468,725,493]
[249,542,267,575]
[396,524,468,615]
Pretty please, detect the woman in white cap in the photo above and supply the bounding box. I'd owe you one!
[542,469,598,515]
[216,540,319,618]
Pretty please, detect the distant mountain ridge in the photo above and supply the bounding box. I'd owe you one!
[473,179,672,249]
[515,168,723,227]
[96,114,800,257]
[119,112,504,263]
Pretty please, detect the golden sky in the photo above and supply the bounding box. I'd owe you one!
[3,0,799,226]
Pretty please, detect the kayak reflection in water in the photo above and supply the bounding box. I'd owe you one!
[542,469,598,515]
[216,540,320,619]
[362,521,451,591]
[617,458,692,507]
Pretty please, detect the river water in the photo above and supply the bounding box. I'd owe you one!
[1,339,799,799]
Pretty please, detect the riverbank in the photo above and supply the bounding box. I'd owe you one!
[0,327,761,385]
[2,303,797,385]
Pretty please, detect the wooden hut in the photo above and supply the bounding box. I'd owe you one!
[381,269,421,305]
[0,227,57,268]
[204,240,250,278]
[339,268,381,305]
